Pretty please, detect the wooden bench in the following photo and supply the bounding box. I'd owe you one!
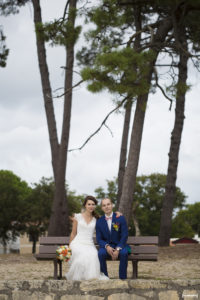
[35,236,158,279]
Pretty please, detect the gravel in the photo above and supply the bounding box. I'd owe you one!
[0,244,199,280]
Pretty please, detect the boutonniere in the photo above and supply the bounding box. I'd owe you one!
[112,222,120,231]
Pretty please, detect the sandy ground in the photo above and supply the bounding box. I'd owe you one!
[0,244,199,280]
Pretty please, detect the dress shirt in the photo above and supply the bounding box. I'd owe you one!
[105,212,113,232]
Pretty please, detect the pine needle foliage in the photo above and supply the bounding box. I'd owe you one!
[81,48,156,96]
[35,7,81,48]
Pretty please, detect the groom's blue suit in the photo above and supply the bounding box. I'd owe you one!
[96,212,129,279]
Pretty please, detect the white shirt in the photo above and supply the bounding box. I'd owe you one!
[105,212,113,231]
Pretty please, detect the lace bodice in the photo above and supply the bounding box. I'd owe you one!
[73,213,96,245]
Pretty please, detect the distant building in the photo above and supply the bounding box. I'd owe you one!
[172,236,199,245]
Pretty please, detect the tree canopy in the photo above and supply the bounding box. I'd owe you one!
[0,170,31,245]
[172,202,200,238]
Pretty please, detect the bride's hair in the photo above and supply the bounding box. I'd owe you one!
[83,195,99,219]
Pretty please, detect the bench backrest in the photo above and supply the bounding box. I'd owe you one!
[38,237,70,255]
[128,236,158,256]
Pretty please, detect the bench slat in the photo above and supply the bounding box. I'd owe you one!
[35,253,56,260]
[39,237,70,244]
[129,254,158,261]
[127,236,158,244]
[132,245,158,254]
[39,245,65,254]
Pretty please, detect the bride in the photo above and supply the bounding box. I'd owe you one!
[65,195,109,280]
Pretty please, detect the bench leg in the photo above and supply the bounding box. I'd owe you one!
[53,259,58,279]
[58,260,62,279]
[132,260,138,279]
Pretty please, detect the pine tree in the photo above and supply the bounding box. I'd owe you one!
[32,0,81,235]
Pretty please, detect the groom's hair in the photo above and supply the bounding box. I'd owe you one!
[101,197,113,206]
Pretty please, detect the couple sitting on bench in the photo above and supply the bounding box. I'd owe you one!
[65,196,129,280]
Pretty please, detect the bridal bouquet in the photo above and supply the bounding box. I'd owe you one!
[56,245,71,262]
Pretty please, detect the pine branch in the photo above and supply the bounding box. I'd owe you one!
[62,0,70,20]
[126,20,160,46]
[154,67,173,111]
[68,96,129,152]
[104,123,114,137]
[155,64,178,67]
[52,79,84,99]
[60,66,81,75]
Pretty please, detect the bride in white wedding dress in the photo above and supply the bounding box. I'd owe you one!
[65,195,109,280]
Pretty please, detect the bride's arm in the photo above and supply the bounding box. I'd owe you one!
[69,219,77,245]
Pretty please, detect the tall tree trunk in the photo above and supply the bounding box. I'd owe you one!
[132,201,141,236]
[119,18,172,223]
[116,7,141,209]
[32,0,59,177]
[159,28,188,246]
[118,91,151,221]
[116,100,132,209]
[48,0,77,236]
[32,0,77,236]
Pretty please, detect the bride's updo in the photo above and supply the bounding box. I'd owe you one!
[83,195,99,219]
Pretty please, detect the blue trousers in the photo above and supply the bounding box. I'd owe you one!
[98,247,128,279]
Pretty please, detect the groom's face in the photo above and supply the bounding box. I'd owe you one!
[101,198,113,215]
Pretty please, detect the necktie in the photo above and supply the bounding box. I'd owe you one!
[105,216,112,221]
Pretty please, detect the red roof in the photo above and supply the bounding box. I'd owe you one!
[172,237,199,244]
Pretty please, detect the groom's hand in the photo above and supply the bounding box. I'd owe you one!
[106,245,115,257]
[112,249,119,260]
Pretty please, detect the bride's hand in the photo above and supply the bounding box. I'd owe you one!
[116,211,123,218]
[69,215,75,222]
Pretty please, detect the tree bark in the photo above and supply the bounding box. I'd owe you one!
[48,0,77,236]
[132,201,141,236]
[32,0,77,236]
[119,18,172,223]
[116,7,141,209]
[116,100,132,209]
[118,92,151,221]
[32,0,59,177]
[159,28,188,246]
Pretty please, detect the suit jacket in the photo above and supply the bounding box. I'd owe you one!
[96,212,128,249]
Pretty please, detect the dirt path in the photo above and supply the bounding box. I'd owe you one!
[0,244,199,280]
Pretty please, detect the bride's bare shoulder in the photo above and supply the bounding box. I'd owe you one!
[69,213,80,222]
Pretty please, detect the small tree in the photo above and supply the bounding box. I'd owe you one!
[134,174,186,236]
[24,177,84,253]
[0,170,31,252]
[172,202,200,238]
[24,177,54,253]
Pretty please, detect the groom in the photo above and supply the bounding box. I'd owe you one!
[96,198,129,279]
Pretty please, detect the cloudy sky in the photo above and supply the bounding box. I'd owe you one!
[0,1,200,204]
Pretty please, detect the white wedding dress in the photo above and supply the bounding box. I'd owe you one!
[65,213,109,280]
